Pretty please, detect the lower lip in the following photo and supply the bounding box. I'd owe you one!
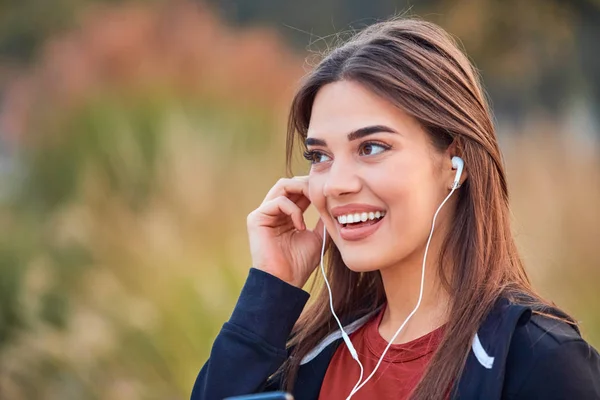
[339,217,384,241]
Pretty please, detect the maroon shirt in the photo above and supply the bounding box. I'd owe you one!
[318,305,445,399]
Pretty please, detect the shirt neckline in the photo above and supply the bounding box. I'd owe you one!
[364,303,446,363]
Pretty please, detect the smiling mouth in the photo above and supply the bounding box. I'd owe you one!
[342,217,384,230]
[337,211,386,229]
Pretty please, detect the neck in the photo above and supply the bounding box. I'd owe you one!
[378,228,451,344]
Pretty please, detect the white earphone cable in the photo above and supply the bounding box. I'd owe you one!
[317,158,463,398]
[320,223,365,395]
[346,185,457,398]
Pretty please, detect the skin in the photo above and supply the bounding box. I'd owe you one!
[247,80,467,344]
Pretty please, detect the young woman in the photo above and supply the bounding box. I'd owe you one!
[191,18,600,400]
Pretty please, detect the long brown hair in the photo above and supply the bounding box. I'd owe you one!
[282,17,571,399]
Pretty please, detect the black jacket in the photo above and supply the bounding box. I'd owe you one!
[192,268,600,399]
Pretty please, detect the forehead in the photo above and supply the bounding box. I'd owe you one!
[307,80,416,140]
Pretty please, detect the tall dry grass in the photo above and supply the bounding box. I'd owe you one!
[504,123,600,344]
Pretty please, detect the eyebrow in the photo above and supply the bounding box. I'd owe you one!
[305,124,399,147]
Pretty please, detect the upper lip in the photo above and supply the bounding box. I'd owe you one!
[330,203,386,218]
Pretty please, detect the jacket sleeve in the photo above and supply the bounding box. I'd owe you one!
[190,268,310,400]
[513,339,600,399]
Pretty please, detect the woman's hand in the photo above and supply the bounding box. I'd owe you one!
[247,176,326,288]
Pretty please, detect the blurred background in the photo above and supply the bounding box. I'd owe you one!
[0,0,598,398]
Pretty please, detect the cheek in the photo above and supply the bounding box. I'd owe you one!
[388,183,442,246]
[370,165,435,234]
[367,169,413,207]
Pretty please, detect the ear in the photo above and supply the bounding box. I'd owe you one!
[445,140,468,189]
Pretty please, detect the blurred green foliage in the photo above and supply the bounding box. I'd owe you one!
[1,89,279,398]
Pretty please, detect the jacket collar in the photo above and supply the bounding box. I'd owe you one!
[293,297,535,400]
[454,297,532,399]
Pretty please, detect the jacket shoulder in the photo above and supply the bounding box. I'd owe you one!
[502,313,600,399]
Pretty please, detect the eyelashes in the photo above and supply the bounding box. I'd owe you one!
[303,141,391,165]
[303,149,329,164]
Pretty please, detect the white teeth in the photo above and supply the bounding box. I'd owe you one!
[336,210,386,225]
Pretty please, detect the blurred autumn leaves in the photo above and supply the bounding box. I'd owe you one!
[0,2,305,399]
[0,1,598,399]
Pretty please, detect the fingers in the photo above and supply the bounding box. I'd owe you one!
[255,195,306,231]
[263,176,310,210]
[295,195,311,213]
[291,176,309,181]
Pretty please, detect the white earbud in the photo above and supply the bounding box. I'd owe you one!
[451,156,464,189]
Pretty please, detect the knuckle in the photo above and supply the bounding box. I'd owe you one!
[275,195,289,204]
[276,177,287,187]
[279,196,295,207]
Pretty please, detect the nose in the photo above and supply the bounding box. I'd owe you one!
[323,159,362,198]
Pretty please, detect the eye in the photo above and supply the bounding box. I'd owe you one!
[359,141,390,156]
[303,149,332,164]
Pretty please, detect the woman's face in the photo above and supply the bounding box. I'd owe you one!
[306,80,457,273]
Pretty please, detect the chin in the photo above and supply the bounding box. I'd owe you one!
[339,250,389,273]
[338,242,412,274]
